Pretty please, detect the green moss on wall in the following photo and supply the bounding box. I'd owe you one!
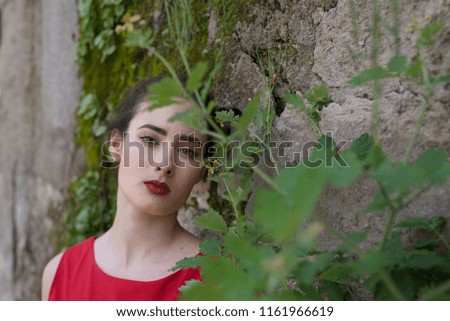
[212,0,257,41]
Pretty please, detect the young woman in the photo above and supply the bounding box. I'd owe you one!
[41,79,208,300]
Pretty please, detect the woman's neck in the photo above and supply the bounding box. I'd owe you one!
[104,188,182,263]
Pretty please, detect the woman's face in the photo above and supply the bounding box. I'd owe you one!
[112,101,206,216]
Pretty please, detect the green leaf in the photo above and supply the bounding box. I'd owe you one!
[394,217,430,230]
[194,209,228,233]
[77,0,93,18]
[350,133,375,160]
[303,135,362,187]
[187,61,208,93]
[171,256,204,271]
[201,62,221,102]
[371,161,422,200]
[412,238,441,250]
[381,232,405,268]
[305,83,331,104]
[114,4,125,17]
[223,234,275,271]
[254,162,327,242]
[402,250,446,270]
[254,188,290,242]
[296,284,324,300]
[77,93,99,120]
[178,279,202,294]
[419,280,450,301]
[350,134,388,168]
[295,252,333,284]
[199,238,222,257]
[168,108,206,131]
[319,263,353,285]
[178,280,225,301]
[93,124,107,137]
[236,94,261,133]
[93,29,115,62]
[220,170,253,206]
[325,149,363,188]
[395,216,446,233]
[366,189,390,211]
[215,110,239,127]
[349,67,391,85]
[318,281,344,300]
[200,256,256,299]
[124,29,154,49]
[433,74,450,84]
[353,251,382,275]
[284,92,306,110]
[374,270,416,300]
[338,231,368,253]
[405,59,423,78]
[103,0,122,5]
[387,55,407,74]
[415,148,450,186]
[417,22,445,47]
[147,77,186,109]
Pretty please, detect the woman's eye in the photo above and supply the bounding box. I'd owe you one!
[178,148,196,158]
[140,135,156,144]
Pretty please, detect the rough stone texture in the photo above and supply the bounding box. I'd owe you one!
[0,0,82,300]
[213,0,450,250]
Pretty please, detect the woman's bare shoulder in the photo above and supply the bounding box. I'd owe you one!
[176,228,201,257]
[41,252,64,300]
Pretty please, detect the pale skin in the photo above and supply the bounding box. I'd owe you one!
[42,102,206,300]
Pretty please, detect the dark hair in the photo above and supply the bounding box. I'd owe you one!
[106,76,165,136]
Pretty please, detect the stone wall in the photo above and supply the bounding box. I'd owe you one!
[0,0,82,300]
[213,0,450,249]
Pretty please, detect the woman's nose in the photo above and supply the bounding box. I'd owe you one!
[149,141,175,176]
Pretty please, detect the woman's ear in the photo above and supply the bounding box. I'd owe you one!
[108,130,123,163]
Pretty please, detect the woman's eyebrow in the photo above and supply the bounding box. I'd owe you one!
[138,124,166,135]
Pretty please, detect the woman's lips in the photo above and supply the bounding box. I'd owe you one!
[144,180,171,196]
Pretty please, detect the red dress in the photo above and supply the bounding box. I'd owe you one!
[48,237,201,301]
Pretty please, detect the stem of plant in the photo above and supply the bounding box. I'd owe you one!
[310,118,323,138]
[151,49,188,96]
[261,135,280,176]
[403,48,433,164]
[266,143,280,176]
[317,215,404,300]
[251,165,286,196]
[379,268,405,300]
[179,49,208,112]
[420,279,450,300]
[434,231,450,250]
[313,215,364,256]
[379,208,397,251]
[222,177,240,219]
[378,185,399,251]
[372,80,383,144]
[247,128,280,176]
[370,0,382,144]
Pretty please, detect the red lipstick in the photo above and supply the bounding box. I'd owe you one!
[144,180,171,196]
